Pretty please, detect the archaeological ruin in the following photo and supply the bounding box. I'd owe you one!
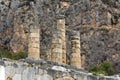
[0,0,120,79]
[28,1,83,68]
[28,17,82,67]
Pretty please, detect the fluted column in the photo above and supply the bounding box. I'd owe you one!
[51,29,62,63]
[70,30,81,67]
[57,18,66,64]
[28,26,40,59]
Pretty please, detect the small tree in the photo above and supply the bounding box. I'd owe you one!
[0,49,12,59]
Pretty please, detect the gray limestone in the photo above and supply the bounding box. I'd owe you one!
[0,59,119,80]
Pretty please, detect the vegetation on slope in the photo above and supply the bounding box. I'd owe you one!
[89,61,115,76]
[0,49,28,60]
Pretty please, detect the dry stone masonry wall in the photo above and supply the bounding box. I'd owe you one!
[0,59,120,80]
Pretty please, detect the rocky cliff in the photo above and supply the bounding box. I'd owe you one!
[0,0,120,73]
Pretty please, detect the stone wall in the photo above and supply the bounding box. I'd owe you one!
[0,59,119,80]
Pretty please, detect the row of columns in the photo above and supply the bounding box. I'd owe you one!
[28,18,82,68]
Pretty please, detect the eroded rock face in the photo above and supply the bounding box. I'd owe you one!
[0,0,120,73]
[79,27,120,72]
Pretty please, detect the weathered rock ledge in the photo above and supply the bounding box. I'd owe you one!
[0,59,120,80]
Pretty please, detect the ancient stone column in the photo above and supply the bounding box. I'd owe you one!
[52,1,67,63]
[81,53,86,68]
[70,30,81,67]
[107,12,112,26]
[51,29,62,63]
[28,26,40,59]
[57,18,66,64]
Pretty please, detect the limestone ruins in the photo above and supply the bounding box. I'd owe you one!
[28,17,82,67]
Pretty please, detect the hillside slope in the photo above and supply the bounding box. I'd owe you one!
[0,0,120,73]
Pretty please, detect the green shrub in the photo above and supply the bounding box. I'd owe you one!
[100,61,115,75]
[0,49,28,60]
[89,65,107,75]
[89,61,115,76]
[11,51,28,60]
[0,49,12,59]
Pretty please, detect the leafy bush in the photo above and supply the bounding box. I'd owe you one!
[11,51,28,60]
[89,65,107,75]
[89,61,115,76]
[100,61,115,75]
[0,49,12,59]
[0,49,28,60]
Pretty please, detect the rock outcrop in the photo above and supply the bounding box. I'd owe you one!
[0,0,120,73]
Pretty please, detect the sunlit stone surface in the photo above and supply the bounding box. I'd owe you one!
[0,59,119,80]
[0,65,5,80]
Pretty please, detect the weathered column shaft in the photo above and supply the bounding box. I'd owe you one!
[28,27,40,59]
[81,54,86,68]
[57,19,66,64]
[107,12,112,26]
[70,30,81,67]
[51,30,62,63]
